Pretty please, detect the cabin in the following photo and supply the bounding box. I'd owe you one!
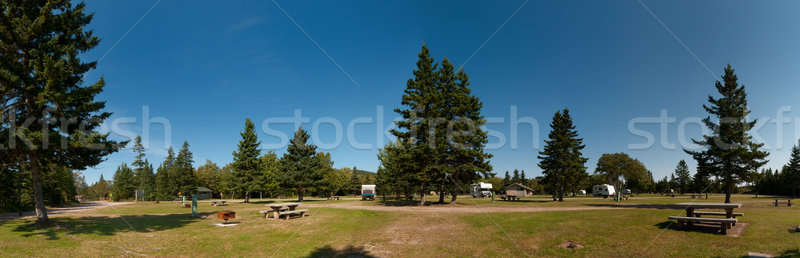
[505,183,534,198]
[195,187,213,200]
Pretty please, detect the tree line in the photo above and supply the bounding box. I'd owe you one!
[87,122,377,202]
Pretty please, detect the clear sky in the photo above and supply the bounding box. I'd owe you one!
[80,0,800,184]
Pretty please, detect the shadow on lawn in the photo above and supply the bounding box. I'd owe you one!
[12,212,212,240]
[305,245,376,258]
[586,203,685,209]
[654,221,725,235]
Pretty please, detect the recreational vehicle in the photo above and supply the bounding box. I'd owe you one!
[361,185,376,200]
[592,184,616,198]
[471,182,493,198]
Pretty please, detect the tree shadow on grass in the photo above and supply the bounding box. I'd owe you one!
[777,249,800,258]
[12,212,212,240]
[305,245,376,258]
[654,221,725,235]
[586,203,685,209]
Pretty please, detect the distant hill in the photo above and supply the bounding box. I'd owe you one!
[353,169,376,176]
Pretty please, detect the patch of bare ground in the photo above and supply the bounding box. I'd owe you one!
[368,211,490,257]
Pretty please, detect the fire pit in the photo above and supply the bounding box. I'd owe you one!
[217,211,236,223]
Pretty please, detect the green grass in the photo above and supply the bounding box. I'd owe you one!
[0,202,395,257]
[1,196,798,257]
[458,203,800,257]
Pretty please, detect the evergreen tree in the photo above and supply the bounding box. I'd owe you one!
[391,45,439,205]
[174,141,196,196]
[786,139,800,198]
[280,127,322,201]
[512,170,521,184]
[0,0,123,224]
[260,151,282,197]
[538,109,588,201]
[685,65,769,203]
[674,160,692,194]
[112,163,136,201]
[231,118,263,203]
[349,168,361,195]
[131,136,155,200]
[521,171,527,186]
[155,147,175,200]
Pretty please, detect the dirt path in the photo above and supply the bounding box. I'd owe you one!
[303,201,627,213]
[0,201,132,221]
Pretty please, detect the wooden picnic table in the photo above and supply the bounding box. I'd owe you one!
[261,203,303,220]
[677,202,741,218]
[669,202,742,234]
[774,198,793,207]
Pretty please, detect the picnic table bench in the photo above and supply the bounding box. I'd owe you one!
[327,196,341,200]
[260,203,308,220]
[774,198,793,207]
[500,195,520,201]
[211,200,228,206]
[668,203,742,234]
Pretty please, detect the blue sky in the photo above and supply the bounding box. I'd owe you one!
[80,0,800,184]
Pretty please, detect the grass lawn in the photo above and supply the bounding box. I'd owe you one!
[1,196,798,257]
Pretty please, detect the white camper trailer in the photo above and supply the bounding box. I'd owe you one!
[471,182,493,198]
[592,184,616,198]
[361,185,376,200]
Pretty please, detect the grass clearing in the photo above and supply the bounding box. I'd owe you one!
[1,196,798,257]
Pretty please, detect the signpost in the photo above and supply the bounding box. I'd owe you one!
[192,194,198,217]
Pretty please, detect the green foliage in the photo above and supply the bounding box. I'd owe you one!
[387,45,492,204]
[131,136,156,200]
[0,0,123,224]
[112,163,136,201]
[673,160,692,194]
[155,147,176,200]
[594,153,651,193]
[173,141,196,196]
[685,65,769,203]
[280,127,322,201]
[231,118,264,202]
[538,109,588,201]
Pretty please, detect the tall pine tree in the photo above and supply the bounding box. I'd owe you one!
[391,45,439,205]
[685,65,769,203]
[231,118,262,203]
[538,109,588,201]
[0,0,123,224]
[674,160,692,194]
[281,127,322,201]
[173,142,196,196]
[786,139,800,198]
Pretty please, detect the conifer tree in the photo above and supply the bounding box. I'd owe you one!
[260,151,281,197]
[132,136,155,200]
[281,127,322,201]
[155,147,175,200]
[112,163,135,201]
[349,169,361,195]
[786,140,800,198]
[231,118,263,203]
[674,160,692,194]
[685,65,769,203]
[0,0,123,224]
[173,141,196,196]
[391,45,439,205]
[538,109,588,202]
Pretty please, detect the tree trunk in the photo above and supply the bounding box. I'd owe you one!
[438,190,445,204]
[418,183,426,206]
[298,187,304,202]
[724,182,732,203]
[450,193,457,204]
[29,156,49,225]
[244,192,250,203]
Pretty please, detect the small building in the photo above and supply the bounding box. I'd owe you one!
[505,183,534,197]
[195,187,213,200]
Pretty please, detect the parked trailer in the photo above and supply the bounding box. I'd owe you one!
[471,182,493,198]
[592,184,616,198]
[361,185,376,200]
